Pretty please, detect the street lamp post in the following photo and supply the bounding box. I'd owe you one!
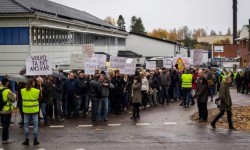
[218,55,221,68]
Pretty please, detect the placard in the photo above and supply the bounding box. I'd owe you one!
[82,44,95,57]
[214,46,224,53]
[193,49,203,66]
[120,63,136,75]
[84,57,98,75]
[110,56,127,69]
[146,61,156,70]
[70,54,85,69]
[26,55,52,75]
[163,57,172,68]
[93,54,107,68]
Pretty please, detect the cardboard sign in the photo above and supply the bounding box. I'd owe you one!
[214,46,224,53]
[120,63,136,75]
[163,57,172,68]
[110,56,127,69]
[93,54,107,68]
[193,50,203,66]
[146,61,156,70]
[82,44,95,57]
[70,54,85,69]
[84,57,98,75]
[26,55,52,75]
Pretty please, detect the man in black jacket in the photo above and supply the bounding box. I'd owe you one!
[110,70,125,114]
[77,71,90,117]
[89,74,102,124]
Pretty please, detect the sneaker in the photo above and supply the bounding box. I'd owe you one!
[2,140,13,144]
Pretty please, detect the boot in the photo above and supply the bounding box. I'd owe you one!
[210,122,216,129]
[22,138,29,145]
[34,138,40,145]
[229,126,236,130]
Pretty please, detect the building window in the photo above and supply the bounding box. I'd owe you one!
[0,27,29,45]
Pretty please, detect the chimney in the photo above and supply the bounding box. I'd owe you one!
[233,0,237,44]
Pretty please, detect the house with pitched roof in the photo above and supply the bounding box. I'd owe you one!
[0,0,127,74]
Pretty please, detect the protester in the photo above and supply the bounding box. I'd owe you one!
[205,66,214,102]
[130,76,142,120]
[89,74,102,124]
[77,71,90,117]
[148,72,160,106]
[63,72,79,119]
[0,78,16,144]
[51,77,64,121]
[180,69,193,108]
[97,74,110,122]
[141,72,149,108]
[194,70,208,122]
[211,76,235,130]
[21,79,41,145]
[160,68,171,105]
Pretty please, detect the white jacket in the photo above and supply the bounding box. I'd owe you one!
[141,77,149,92]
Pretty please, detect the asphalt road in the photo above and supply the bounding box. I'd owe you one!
[1,88,250,150]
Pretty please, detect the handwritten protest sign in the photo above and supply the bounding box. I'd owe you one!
[163,57,173,68]
[110,56,127,69]
[120,63,136,75]
[70,54,85,69]
[26,55,52,75]
[146,61,156,70]
[93,54,107,68]
[193,49,203,66]
[82,44,94,57]
[84,57,98,75]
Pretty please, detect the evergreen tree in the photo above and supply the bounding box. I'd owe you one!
[130,16,146,34]
[117,15,126,30]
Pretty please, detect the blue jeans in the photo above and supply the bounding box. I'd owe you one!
[208,87,214,100]
[182,88,191,106]
[24,114,38,139]
[40,103,48,123]
[174,84,180,99]
[78,93,89,114]
[97,97,109,120]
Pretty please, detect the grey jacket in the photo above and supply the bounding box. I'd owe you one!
[101,80,110,97]
[160,72,171,86]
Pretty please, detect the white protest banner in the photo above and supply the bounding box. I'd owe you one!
[93,54,107,68]
[193,49,203,66]
[110,56,127,69]
[182,57,191,68]
[84,57,98,75]
[70,54,85,69]
[163,57,173,68]
[26,55,52,76]
[120,63,136,75]
[146,61,156,70]
[82,44,95,57]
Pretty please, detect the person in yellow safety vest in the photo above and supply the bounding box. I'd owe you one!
[181,69,193,108]
[21,79,41,146]
[0,77,16,144]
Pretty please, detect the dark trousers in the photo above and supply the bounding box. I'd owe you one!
[132,103,140,118]
[212,110,233,127]
[198,102,208,120]
[65,94,77,117]
[182,88,191,106]
[161,86,169,104]
[18,100,24,123]
[1,114,11,141]
[141,90,148,107]
[236,85,241,93]
[47,104,53,119]
[111,94,122,113]
[91,97,100,122]
[53,98,64,119]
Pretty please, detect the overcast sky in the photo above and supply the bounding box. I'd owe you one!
[51,0,250,34]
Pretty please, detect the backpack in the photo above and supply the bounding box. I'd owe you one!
[0,88,7,111]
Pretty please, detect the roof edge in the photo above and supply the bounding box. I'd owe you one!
[11,0,34,13]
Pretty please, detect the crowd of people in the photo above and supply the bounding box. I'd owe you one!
[0,66,250,145]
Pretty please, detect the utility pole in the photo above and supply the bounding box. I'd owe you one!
[233,0,237,44]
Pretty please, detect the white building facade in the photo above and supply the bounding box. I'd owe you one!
[0,0,127,74]
[126,33,180,59]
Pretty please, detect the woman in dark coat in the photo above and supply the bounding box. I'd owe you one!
[130,76,142,120]
[211,76,235,130]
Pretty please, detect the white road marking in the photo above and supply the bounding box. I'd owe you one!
[164,122,178,125]
[0,127,2,129]
[0,148,4,150]
[75,149,86,150]
[49,125,64,128]
[78,125,93,128]
[108,123,121,127]
[136,123,150,126]
[36,148,46,150]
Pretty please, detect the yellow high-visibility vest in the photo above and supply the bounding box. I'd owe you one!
[21,87,40,114]
[181,74,193,88]
[0,87,13,113]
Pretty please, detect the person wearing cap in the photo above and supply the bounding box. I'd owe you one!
[0,77,16,144]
